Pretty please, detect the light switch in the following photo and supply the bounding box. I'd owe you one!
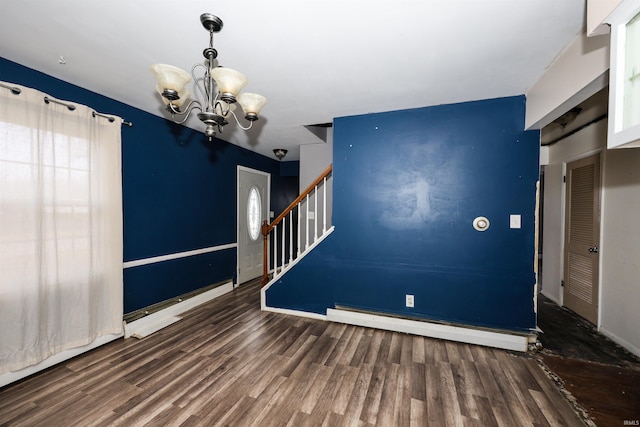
[510,214,521,229]
[308,211,315,220]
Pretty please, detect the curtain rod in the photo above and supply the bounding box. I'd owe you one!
[92,111,133,127]
[1,83,133,127]
[43,96,133,127]
[0,82,21,95]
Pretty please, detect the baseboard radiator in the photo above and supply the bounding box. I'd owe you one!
[124,279,234,339]
[327,308,533,352]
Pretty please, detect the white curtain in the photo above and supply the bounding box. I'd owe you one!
[0,82,123,375]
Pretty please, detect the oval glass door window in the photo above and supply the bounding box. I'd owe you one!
[247,186,262,241]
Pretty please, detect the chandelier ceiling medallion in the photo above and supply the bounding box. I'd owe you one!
[151,13,266,141]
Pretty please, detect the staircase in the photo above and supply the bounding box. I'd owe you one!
[261,164,333,287]
[258,163,531,352]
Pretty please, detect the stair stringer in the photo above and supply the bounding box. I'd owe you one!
[260,226,334,319]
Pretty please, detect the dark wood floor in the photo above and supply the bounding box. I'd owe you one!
[537,295,640,367]
[0,280,586,426]
[537,294,640,427]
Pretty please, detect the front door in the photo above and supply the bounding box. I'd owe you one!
[563,153,601,324]
[237,166,270,285]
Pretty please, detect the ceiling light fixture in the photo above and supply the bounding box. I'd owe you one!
[273,148,288,161]
[553,107,582,129]
[151,13,266,141]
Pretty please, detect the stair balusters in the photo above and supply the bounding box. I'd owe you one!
[261,164,332,286]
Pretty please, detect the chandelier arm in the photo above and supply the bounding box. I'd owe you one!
[192,64,211,107]
[168,100,203,125]
[215,99,230,116]
[229,110,254,131]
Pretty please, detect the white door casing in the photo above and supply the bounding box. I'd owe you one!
[237,166,270,285]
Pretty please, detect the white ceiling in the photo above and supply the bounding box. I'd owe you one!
[1,1,586,160]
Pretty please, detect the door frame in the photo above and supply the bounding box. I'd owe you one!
[236,165,271,287]
[561,149,603,325]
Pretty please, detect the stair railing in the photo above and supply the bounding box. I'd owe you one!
[261,164,332,285]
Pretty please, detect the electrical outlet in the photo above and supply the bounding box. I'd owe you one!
[405,294,414,308]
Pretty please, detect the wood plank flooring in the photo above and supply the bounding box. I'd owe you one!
[0,280,586,426]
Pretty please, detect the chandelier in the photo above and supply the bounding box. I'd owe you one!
[151,13,267,141]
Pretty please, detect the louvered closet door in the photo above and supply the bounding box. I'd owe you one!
[564,153,601,324]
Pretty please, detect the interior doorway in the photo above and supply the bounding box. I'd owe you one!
[563,152,601,324]
[237,166,270,285]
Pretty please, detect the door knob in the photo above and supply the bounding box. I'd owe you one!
[588,246,599,253]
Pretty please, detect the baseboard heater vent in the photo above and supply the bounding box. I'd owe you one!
[124,280,234,339]
[129,316,182,339]
[327,308,530,352]
[124,278,232,323]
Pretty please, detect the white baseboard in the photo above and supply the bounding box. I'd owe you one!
[124,281,233,338]
[261,306,327,321]
[326,309,529,352]
[599,327,640,358]
[0,333,122,389]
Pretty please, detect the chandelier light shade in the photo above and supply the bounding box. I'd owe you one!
[210,68,248,100]
[238,93,268,121]
[151,13,266,141]
[157,87,191,109]
[150,64,192,97]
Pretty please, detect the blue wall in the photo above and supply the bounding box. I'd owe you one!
[1,58,298,314]
[266,96,540,333]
